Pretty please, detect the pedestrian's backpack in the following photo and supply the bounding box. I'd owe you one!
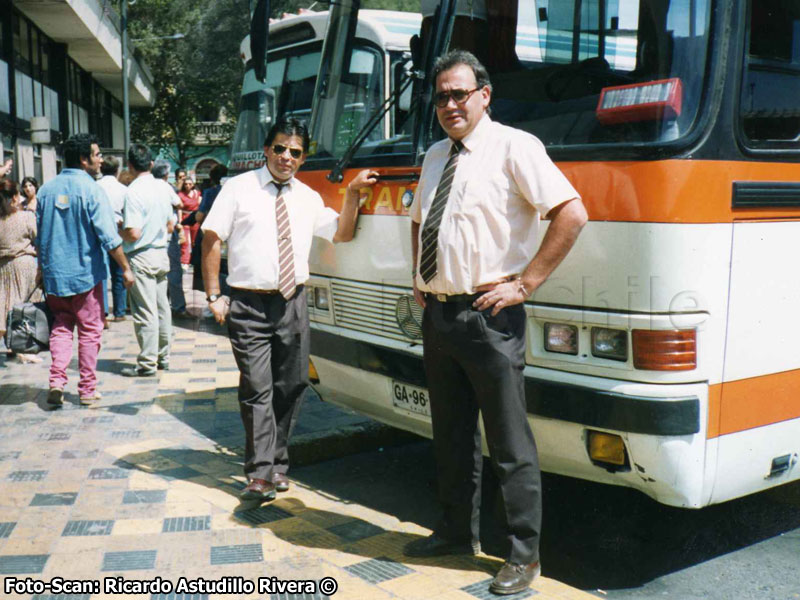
[5,289,51,354]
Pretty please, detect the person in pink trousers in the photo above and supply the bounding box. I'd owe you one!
[36,134,134,406]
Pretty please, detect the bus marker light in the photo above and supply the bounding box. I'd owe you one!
[544,323,578,355]
[632,329,696,371]
[588,430,627,467]
[309,359,320,384]
[596,77,683,125]
[591,327,628,361]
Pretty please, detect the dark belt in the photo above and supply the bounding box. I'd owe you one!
[231,287,280,295]
[425,292,480,303]
[231,285,304,297]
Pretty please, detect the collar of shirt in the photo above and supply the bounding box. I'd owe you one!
[457,113,492,154]
[60,168,95,182]
[256,166,295,191]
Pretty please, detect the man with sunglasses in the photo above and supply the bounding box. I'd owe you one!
[201,117,372,502]
[404,50,588,595]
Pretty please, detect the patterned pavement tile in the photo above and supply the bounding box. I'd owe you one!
[0,553,49,574]
[29,492,78,506]
[344,556,414,584]
[62,520,115,536]
[210,543,264,565]
[101,549,158,571]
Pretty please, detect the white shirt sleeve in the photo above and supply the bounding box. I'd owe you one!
[510,133,580,216]
[313,194,339,243]
[201,179,235,241]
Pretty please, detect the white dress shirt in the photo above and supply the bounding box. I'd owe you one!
[97,175,128,225]
[201,166,339,290]
[122,173,178,254]
[410,115,580,295]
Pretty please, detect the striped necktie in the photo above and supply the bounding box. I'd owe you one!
[419,140,463,284]
[273,181,296,300]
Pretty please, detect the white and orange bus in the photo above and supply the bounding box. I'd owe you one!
[235,0,800,508]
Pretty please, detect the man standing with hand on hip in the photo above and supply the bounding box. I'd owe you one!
[404,50,588,596]
[201,118,370,502]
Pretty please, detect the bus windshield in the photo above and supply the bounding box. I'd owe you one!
[230,45,321,171]
[462,0,714,149]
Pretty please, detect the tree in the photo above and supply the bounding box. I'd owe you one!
[129,0,419,166]
[129,0,250,167]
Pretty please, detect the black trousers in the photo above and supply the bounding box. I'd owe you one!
[422,296,542,564]
[228,287,308,481]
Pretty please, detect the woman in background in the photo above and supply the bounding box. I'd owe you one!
[178,176,200,267]
[0,180,42,363]
[21,176,38,212]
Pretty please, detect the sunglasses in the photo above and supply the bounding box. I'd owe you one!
[433,87,481,108]
[271,144,304,159]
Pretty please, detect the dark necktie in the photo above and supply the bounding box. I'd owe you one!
[273,181,295,300]
[419,140,463,284]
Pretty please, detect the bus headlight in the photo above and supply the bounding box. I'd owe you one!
[544,323,578,355]
[591,328,628,361]
[314,287,330,310]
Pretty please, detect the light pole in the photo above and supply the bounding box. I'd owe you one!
[121,0,130,159]
[120,0,184,158]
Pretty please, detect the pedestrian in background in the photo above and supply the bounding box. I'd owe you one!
[193,163,228,299]
[201,117,365,501]
[0,180,42,363]
[36,134,134,406]
[152,159,187,318]
[97,156,130,322]
[20,176,38,212]
[120,144,176,377]
[178,176,201,267]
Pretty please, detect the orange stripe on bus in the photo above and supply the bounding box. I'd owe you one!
[298,160,800,222]
[709,371,800,438]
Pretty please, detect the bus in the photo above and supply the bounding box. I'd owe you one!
[235,0,800,508]
[229,8,422,174]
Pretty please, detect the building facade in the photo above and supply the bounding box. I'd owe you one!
[1,0,155,183]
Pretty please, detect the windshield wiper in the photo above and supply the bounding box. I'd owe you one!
[326,66,419,183]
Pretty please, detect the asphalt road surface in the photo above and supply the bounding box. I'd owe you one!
[291,438,800,600]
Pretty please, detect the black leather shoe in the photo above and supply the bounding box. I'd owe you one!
[489,561,540,595]
[404,533,480,558]
[240,478,276,501]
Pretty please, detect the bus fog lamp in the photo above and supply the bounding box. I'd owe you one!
[591,328,628,361]
[588,430,627,466]
[544,323,578,355]
[315,287,330,310]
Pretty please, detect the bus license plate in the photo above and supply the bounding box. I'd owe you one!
[391,381,431,418]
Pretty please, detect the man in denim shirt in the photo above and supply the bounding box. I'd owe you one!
[37,134,134,406]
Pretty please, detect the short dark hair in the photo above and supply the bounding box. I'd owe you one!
[152,159,171,180]
[100,156,120,177]
[265,117,309,153]
[175,167,187,178]
[128,143,153,172]
[21,176,38,193]
[62,133,99,169]
[0,179,19,216]
[209,163,228,184]
[432,49,493,93]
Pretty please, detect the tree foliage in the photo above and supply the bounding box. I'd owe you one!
[129,0,419,166]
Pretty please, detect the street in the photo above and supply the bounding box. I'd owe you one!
[295,440,800,600]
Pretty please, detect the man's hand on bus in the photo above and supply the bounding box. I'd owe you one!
[348,169,380,195]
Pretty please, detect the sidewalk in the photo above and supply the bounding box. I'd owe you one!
[0,311,596,600]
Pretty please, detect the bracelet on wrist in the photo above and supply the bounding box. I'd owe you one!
[518,280,529,298]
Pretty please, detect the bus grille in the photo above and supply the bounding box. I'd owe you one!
[330,280,421,342]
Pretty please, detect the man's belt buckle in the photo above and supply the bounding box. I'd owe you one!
[435,293,447,302]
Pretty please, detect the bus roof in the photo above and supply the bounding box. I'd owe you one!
[240,9,421,64]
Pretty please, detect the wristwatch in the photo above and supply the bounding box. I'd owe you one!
[206,293,220,303]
